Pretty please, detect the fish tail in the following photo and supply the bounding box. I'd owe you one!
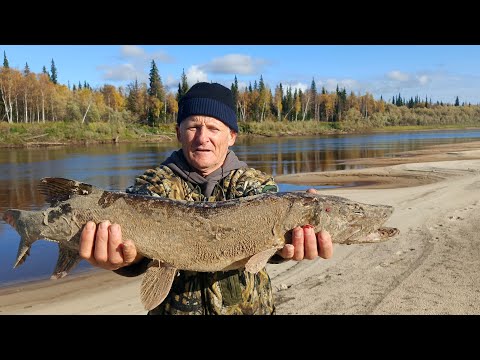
[3,209,42,267]
[14,237,31,268]
[2,209,21,229]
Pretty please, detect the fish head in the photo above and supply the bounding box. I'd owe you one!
[302,193,396,244]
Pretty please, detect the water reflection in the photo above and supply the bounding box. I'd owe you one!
[1,129,480,286]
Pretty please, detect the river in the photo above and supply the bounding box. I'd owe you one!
[1,128,480,287]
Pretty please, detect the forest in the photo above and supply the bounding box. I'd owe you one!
[1,54,480,145]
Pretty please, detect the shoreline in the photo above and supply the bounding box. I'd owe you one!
[2,141,480,314]
[2,125,480,149]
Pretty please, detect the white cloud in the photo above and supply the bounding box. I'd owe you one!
[150,51,174,63]
[338,79,360,90]
[186,65,208,86]
[284,82,308,93]
[387,70,410,81]
[98,63,147,83]
[376,70,434,94]
[320,78,360,92]
[200,54,267,75]
[416,74,430,85]
[120,45,174,63]
[236,81,248,91]
[164,74,179,92]
[98,46,175,84]
[355,69,480,104]
[120,45,145,58]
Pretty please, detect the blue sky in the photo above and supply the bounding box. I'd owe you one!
[1,45,479,104]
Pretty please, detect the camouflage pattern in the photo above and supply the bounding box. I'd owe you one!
[126,166,279,315]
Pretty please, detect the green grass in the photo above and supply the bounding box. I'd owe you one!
[1,120,479,147]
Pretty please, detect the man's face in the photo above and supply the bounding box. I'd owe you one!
[176,115,237,176]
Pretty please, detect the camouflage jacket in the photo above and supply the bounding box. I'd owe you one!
[115,165,280,315]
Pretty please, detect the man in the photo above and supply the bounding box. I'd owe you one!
[79,82,333,314]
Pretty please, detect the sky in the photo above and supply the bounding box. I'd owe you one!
[1,45,479,105]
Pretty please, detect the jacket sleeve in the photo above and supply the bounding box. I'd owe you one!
[113,257,151,277]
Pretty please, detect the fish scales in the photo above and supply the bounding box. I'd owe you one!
[2,177,400,310]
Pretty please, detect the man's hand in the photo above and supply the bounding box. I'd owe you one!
[276,188,334,261]
[79,220,142,270]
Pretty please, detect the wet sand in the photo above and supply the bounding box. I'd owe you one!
[2,141,480,314]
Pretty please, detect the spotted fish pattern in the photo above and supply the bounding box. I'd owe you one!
[123,166,279,315]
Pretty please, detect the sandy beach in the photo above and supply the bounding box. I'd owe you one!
[2,141,480,315]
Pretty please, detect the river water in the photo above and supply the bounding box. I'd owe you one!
[1,129,480,287]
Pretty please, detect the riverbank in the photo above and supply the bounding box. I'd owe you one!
[1,142,480,314]
[2,121,480,148]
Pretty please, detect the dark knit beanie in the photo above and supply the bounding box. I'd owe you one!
[177,82,238,132]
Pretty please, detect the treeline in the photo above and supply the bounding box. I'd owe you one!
[1,56,479,131]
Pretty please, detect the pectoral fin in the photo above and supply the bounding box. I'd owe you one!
[140,260,177,311]
[51,245,81,279]
[245,248,278,274]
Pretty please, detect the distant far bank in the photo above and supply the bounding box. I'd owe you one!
[1,120,480,148]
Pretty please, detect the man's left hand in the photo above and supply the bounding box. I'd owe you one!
[277,188,333,261]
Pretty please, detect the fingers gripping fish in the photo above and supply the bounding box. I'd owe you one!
[3,177,399,310]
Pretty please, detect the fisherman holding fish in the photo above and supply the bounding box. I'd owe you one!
[79,82,333,315]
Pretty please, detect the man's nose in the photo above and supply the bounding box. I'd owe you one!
[195,126,209,142]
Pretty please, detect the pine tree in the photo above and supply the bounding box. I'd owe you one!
[50,59,58,84]
[258,75,265,92]
[127,79,140,114]
[24,62,30,75]
[408,97,414,108]
[310,78,317,120]
[231,75,239,113]
[148,60,165,99]
[3,51,9,68]
[43,66,51,81]
[176,68,189,102]
[283,86,293,121]
[147,60,165,126]
[455,96,460,106]
[395,93,403,107]
[181,70,189,95]
[334,85,347,121]
[176,83,182,102]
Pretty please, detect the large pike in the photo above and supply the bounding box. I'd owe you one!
[3,177,399,310]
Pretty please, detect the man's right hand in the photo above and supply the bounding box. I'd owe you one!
[79,220,142,270]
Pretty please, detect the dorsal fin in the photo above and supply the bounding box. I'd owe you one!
[38,177,94,206]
